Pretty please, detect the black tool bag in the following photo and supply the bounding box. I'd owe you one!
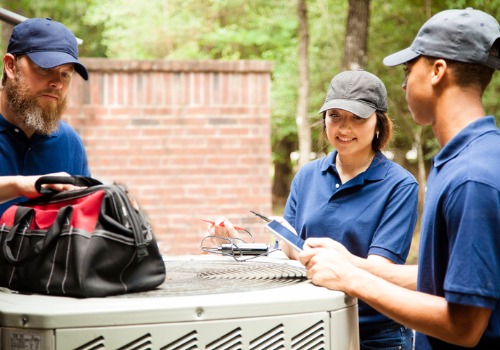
[0,176,166,297]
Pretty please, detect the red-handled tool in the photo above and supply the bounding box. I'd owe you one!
[200,219,246,231]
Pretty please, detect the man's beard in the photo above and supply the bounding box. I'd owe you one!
[4,70,67,136]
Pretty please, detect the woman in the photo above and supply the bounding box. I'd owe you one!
[283,70,418,349]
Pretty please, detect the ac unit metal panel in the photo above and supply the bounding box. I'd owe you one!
[54,312,338,349]
[0,255,359,350]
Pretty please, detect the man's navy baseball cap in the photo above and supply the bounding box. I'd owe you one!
[7,18,88,80]
[383,8,500,70]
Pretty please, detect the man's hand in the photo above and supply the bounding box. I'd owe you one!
[299,237,359,292]
[1,173,82,204]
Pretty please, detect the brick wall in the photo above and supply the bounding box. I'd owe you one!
[64,58,273,256]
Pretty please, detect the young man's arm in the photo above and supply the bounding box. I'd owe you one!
[344,261,490,347]
[300,239,491,347]
[363,254,418,290]
[314,238,418,290]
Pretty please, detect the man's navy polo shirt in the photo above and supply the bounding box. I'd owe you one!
[416,116,500,349]
[284,150,418,327]
[0,114,90,215]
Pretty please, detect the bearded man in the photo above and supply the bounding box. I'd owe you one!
[0,18,90,215]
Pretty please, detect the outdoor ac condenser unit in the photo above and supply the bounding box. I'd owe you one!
[0,255,359,350]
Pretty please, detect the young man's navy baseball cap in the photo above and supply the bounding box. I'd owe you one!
[383,8,500,70]
[7,18,88,80]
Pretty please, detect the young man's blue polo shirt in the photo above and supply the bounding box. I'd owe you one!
[284,150,418,329]
[0,114,90,215]
[416,116,500,349]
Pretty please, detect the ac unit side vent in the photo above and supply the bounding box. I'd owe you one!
[160,330,198,350]
[116,333,153,350]
[206,327,243,350]
[250,324,285,350]
[73,336,105,350]
[291,321,325,350]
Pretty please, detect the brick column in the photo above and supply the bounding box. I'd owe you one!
[65,58,273,255]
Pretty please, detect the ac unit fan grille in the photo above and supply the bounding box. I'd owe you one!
[114,259,307,298]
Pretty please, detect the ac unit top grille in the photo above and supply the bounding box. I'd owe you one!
[113,258,307,298]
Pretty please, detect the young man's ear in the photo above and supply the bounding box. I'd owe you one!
[430,59,447,86]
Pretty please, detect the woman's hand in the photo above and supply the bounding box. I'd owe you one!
[201,216,244,251]
[209,216,241,239]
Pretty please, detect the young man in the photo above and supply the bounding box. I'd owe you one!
[299,8,500,349]
[0,18,90,214]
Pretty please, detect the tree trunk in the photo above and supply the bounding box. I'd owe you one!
[272,137,296,210]
[296,0,311,168]
[342,0,370,70]
[424,0,432,18]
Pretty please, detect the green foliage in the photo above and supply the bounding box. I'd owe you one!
[445,0,500,18]
[84,0,169,59]
[368,0,429,158]
[83,0,301,155]
[307,0,347,152]
[0,0,106,57]
[1,0,499,177]
[369,0,500,159]
[444,0,500,125]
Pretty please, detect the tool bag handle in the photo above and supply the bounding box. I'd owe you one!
[35,176,103,194]
[32,176,149,260]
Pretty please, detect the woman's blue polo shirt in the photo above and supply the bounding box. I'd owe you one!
[0,114,90,215]
[416,116,500,349]
[284,150,418,328]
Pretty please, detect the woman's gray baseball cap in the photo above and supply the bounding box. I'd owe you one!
[318,70,387,119]
[383,8,500,70]
[7,18,88,80]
